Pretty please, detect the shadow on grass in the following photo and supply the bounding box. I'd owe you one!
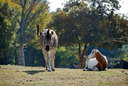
[24,70,45,75]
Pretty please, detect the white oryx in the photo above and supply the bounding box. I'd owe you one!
[37,25,58,71]
[83,49,108,71]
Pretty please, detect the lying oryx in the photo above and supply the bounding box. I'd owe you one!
[37,25,58,71]
[83,49,108,71]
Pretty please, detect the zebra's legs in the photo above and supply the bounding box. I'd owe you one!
[43,50,48,70]
[51,49,56,71]
[47,51,51,71]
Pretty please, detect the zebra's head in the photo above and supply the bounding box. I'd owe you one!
[37,25,58,52]
[44,29,54,51]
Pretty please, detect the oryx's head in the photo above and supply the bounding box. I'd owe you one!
[88,49,98,59]
[37,25,55,51]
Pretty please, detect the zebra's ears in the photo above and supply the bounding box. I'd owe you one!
[51,31,54,35]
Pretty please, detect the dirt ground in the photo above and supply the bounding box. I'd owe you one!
[0,65,128,86]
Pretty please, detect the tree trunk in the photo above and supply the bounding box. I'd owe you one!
[15,50,18,65]
[78,43,82,68]
[18,46,25,66]
[18,4,25,66]
[4,50,7,65]
[78,44,87,69]
[79,55,84,69]
[81,44,87,68]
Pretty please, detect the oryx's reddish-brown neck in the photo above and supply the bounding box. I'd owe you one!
[95,51,107,70]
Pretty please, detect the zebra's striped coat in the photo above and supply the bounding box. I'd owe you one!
[37,25,58,71]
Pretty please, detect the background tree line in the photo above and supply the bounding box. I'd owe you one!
[0,0,128,68]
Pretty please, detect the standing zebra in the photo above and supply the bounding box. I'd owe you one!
[37,25,58,71]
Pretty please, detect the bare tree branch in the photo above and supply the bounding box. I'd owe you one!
[24,0,40,26]
[95,38,125,49]
[9,6,20,24]
[25,6,46,30]
[20,0,23,7]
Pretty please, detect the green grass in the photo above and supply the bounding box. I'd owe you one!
[0,65,128,86]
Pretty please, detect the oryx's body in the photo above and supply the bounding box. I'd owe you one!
[37,25,58,71]
[83,49,108,71]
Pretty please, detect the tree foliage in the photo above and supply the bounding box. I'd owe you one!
[0,2,17,64]
[55,46,78,67]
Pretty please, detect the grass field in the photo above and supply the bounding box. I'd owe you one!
[0,65,128,86]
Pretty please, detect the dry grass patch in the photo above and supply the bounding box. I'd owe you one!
[0,65,128,86]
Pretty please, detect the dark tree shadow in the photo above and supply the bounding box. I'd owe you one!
[24,70,45,75]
